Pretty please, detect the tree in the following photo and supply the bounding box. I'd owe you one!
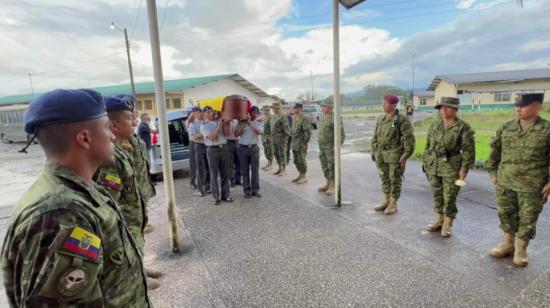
[296,92,313,103]
[362,85,406,101]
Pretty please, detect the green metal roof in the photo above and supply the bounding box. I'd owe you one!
[0,73,237,106]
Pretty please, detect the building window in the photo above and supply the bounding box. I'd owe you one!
[172,98,182,109]
[420,98,427,105]
[136,101,143,111]
[166,99,171,109]
[144,100,153,110]
[494,92,512,102]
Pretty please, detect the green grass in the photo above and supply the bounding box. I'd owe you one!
[413,110,550,163]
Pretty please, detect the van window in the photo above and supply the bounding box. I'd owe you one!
[167,119,189,146]
[172,98,182,109]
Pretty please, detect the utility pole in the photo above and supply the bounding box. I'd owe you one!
[145,0,180,253]
[310,71,314,104]
[110,22,137,98]
[411,54,415,104]
[28,73,35,99]
[332,0,342,207]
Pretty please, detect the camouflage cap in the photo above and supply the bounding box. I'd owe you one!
[320,99,334,108]
[271,102,282,109]
[261,105,271,111]
[435,97,459,109]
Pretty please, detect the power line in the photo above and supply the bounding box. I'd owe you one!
[130,0,143,37]
[160,0,171,31]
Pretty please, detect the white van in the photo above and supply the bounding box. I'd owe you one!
[149,110,191,175]
[0,105,29,143]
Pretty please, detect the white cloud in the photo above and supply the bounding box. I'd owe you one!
[456,0,477,9]
[520,39,550,52]
[473,0,508,10]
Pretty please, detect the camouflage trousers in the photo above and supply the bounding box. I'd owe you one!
[262,140,273,163]
[129,226,145,253]
[319,147,334,180]
[428,175,461,219]
[375,161,402,198]
[496,185,545,240]
[273,140,287,166]
[292,149,307,174]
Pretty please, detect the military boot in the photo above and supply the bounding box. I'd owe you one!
[297,174,308,184]
[144,223,155,234]
[318,178,330,192]
[426,214,444,232]
[147,278,160,290]
[324,181,335,195]
[278,165,286,176]
[262,161,273,171]
[384,197,398,215]
[291,174,301,182]
[273,165,282,175]
[513,238,529,267]
[441,216,453,238]
[490,233,514,258]
[374,194,390,212]
[146,267,163,278]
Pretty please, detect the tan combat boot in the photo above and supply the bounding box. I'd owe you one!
[441,216,453,238]
[291,173,301,182]
[278,165,286,176]
[144,223,155,234]
[263,161,273,171]
[147,278,160,290]
[490,233,515,258]
[318,178,330,192]
[146,267,163,278]
[513,238,529,267]
[426,214,444,232]
[324,181,335,195]
[374,194,390,212]
[384,197,398,215]
[273,165,282,175]
[296,174,308,184]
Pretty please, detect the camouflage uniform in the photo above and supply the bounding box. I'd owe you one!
[422,116,475,219]
[127,134,156,204]
[371,112,415,199]
[94,145,147,252]
[318,114,345,180]
[1,162,151,307]
[270,112,291,167]
[485,116,550,240]
[290,113,312,175]
[262,114,274,165]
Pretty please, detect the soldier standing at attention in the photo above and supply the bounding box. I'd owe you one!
[486,93,550,267]
[270,102,290,176]
[371,94,415,215]
[201,107,233,205]
[422,97,475,238]
[317,99,345,195]
[235,106,263,198]
[94,96,161,289]
[1,89,151,307]
[261,105,274,171]
[290,103,312,184]
[191,107,210,197]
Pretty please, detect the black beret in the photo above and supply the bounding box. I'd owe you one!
[515,93,544,107]
[24,89,106,134]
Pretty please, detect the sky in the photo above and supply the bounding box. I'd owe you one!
[0,0,549,101]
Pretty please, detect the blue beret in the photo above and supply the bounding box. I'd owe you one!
[24,89,106,134]
[250,106,260,113]
[104,94,135,112]
[192,106,203,113]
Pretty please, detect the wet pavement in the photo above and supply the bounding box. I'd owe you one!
[1,111,549,307]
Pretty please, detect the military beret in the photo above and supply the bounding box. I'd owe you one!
[515,93,544,107]
[104,94,135,112]
[203,106,214,112]
[383,94,400,104]
[24,89,106,134]
[192,106,203,113]
[435,97,460,109]
[250,106,260,113]
[294,103,304,109]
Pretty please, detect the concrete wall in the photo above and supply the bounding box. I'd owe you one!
[434,80,457,105]
[457,80,550,105]
[135,93,184,116]
[413,95,435,106]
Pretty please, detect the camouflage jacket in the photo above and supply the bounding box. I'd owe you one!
[290,114,312,151]
[318,114,345,149]
[485,116,550,193]
[371,113,415,163]
[1,162,151,307]
[261,115,272,143]
[269,113,290,142]
[94,144,147,232]
[125,134,156,203]
[422,117,475,177]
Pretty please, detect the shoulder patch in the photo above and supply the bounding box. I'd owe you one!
[101,173,122,191]
[61,226,101,261]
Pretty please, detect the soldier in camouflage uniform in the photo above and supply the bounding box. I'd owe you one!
[93,96,160,289]
[486,93,550,267]
[290,103,312,184]
[270,102,291,176]
[422,97,475,238]
[261,105,274,171]
[371,94,415,215]
[317,99,345,195]
[1,89,151,307]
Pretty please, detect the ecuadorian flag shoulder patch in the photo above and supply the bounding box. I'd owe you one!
[61,227,101,261]
[101,173,122,191]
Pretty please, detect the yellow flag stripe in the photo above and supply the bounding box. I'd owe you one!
[70,227,101,249]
